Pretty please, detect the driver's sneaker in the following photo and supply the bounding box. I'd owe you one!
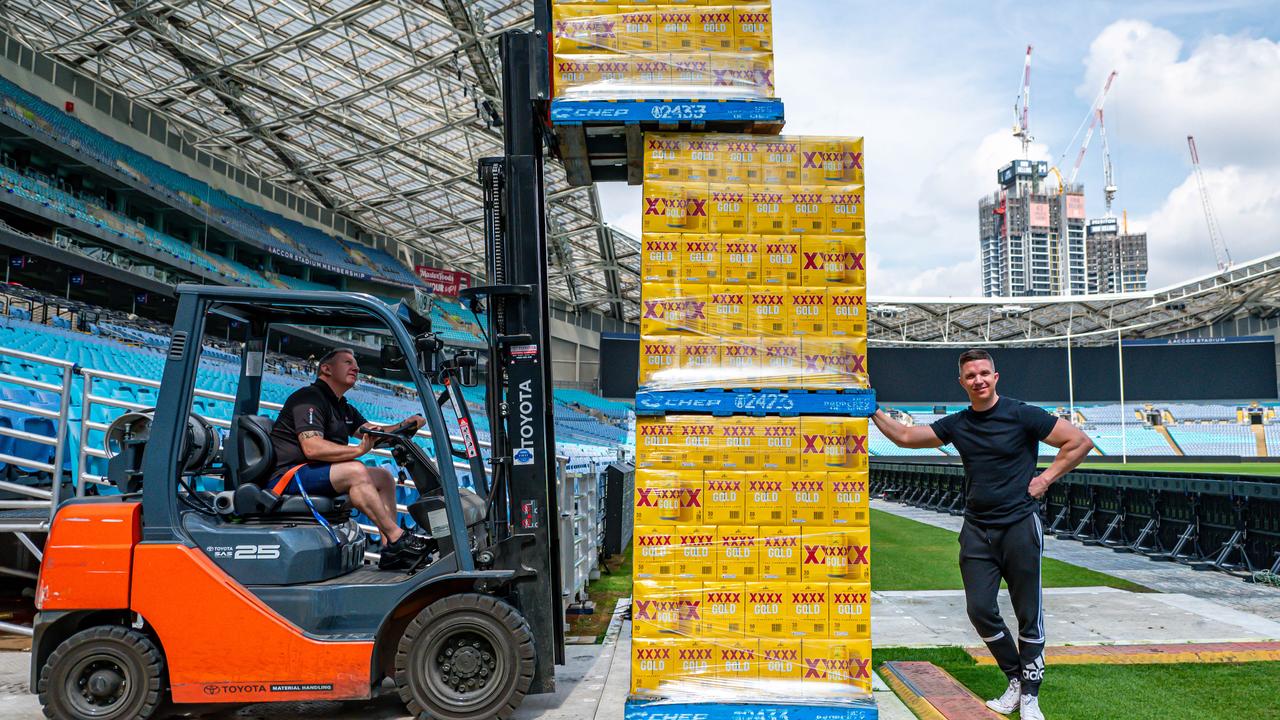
[1020,694,1045,720]
[985,678,1020,715]
[378,531,431,571]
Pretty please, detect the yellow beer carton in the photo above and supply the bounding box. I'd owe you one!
[644,134,690,182]
[551,55,597,97]
[759,416,801,469]
[758,337,804,391]
[747,186,787,235]
[638,335,680,388]
[633,579,703,637]
[800,417,869,471]
[758,639,803,682]
[800,235,848,287]
[720,415,763,469]
[760,237,803,285]
[748,285,788,336]
[744,582,787,638]
[707,284,751,336]
[676,416,720,468]
[827,287,867,337]
[801,639,873,693]
[675,526,718,579]
[669,53,713,87]
[829,582,872,639]
[687,135,726,183]
[733,4,774,53]
[840,239,868,287]
[801,526,871,583]
[672,639,718,684]
[631,638,673,695]
[759,524,801,581]
[677,336,721,389]
[715,638,760,685]
[616,6,659,53]
[680,233,721,283]
[656,8,697,52]
[634,525,678,578]
[745,474,787,525]
[641,233,682,282]
[786,186,828,235]
[633,53,675,92]
[708,187,748,234]
[720,338,762,389]
[703,471,747,525]
[829,470,870,526]
[701,582,747,637]
[639,283,685,336]
[787,582,830,637]
[760,137,801,185]
[674,283,711,335]
[826,185,865,235]
[716,525,760,581]
[720,234,762,284]
[642,180,706,234]
[787,286,828,335]
[635,415,682,469]
[788,471,829,524]
[723,136,763,185]
[694,6,736,52]
[552,5,619,53]
[802,337,869,391]
[635,468,703,525]
[800,136,864,185]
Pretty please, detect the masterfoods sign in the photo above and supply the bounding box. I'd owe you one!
[414,266,471,296]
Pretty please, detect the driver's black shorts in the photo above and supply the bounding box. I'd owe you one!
[269,462,337,497]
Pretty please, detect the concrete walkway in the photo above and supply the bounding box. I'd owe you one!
[873,499,1280,621]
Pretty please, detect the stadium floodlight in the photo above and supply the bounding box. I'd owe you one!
[996,305,1027,318]
[876,304,907,319]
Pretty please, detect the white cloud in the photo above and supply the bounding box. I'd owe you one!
[1130,165,1280,286]
[1080,20,1280,167]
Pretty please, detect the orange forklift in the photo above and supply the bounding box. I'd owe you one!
[31,25,566,720]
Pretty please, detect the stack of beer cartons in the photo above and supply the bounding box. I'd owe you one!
[550,1,775,99]
[632,132,873,703]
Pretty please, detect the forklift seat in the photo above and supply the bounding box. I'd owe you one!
[227,414,348,516]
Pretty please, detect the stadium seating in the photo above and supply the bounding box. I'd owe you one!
[1167,425,1260,457]
[0,76,419,286]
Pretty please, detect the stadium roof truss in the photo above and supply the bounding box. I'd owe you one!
[1,0,640,319]
[870,252,1280,346]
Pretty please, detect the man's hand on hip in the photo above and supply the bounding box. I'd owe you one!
[1028,474,1053,499]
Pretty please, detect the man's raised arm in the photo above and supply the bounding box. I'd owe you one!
[871,408,945,449]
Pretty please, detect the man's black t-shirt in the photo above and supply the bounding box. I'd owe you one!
[930,396,1058,527]
[269,380,369,479]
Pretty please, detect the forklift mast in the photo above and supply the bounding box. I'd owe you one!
[469,10,564,695]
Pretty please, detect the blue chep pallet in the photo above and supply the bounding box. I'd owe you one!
[625,698,878,720]
[550,97,785,126]
[635,389,876,417]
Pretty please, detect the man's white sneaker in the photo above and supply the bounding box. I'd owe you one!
[1020,694,1045,720]
[984,678,1020,714]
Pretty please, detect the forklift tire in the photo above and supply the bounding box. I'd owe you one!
[38,625,166,720]
[394,593,535,720]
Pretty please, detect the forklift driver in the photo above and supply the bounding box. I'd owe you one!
[268,347,430,570]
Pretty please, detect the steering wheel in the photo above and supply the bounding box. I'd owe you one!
[361,423,420,448]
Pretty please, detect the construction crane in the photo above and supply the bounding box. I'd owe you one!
[1067,71,1118,186]
[1098,107,1117,217]
[1187,135,1233,270]
[1012,45,1033,158]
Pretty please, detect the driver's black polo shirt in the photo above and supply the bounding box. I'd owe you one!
[268,380,369,479]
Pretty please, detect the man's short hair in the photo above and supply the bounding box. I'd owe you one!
[316,347,355,378]
[958,348,994,373]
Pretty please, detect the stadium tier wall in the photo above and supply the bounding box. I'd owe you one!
[599,337,1279,402]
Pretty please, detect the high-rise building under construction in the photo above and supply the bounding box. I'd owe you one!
[979,159,1087,297]
[1086,217,1148,293]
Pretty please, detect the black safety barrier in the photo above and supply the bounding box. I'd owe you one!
[870,462,1280,580]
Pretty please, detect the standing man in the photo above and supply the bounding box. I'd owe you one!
[871,349,1093,720]
[269,347,430,571]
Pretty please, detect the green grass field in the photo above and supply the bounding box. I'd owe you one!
[1069,461,1280,477]
[869,509,1149,592]
[875,646,1280,720]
